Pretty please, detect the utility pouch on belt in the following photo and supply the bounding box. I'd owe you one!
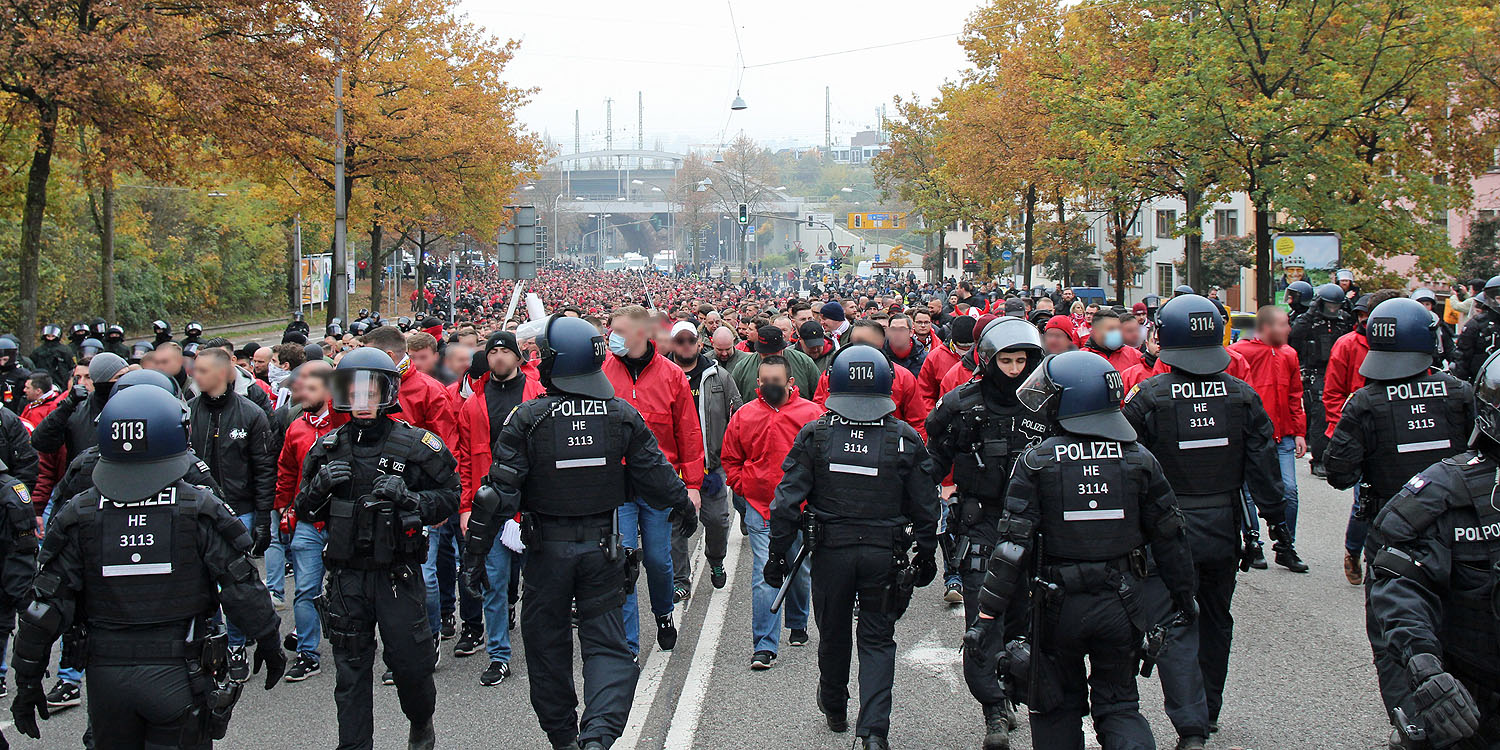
[60,625,88,670]
[622,546,642,595]
[184,623,240,742]
[959,496,984,529]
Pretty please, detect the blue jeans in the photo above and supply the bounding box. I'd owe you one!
[1276,436,1300,539]
[227,512,254,648]
[288,524,326,658]
[619,498,675,655]
[422,521,454,636]
[1345,485,1368,556]
[437,518,481,626]
[482,541,515,663]
[264,520,288,601]
[745,505,809,655]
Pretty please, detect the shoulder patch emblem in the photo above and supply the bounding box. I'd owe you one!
[421,431,444,452]
[1123,384,1140,404]
[11,483,29,505]
[1402,475,1428,494]
[503,405,519,427]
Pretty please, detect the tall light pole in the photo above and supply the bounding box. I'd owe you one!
[331,68,349,326]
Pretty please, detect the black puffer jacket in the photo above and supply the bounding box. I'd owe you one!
[31,389,107,465]
[187,391,275,516]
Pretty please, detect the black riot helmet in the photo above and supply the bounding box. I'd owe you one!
[1359,298,1437,381]
[0,337,16,369]
[1313,283,1345,318]
[1285,280,1314,308]
[329,347,400,414]
[291,310,304,323]
[70,322,90,341]
[91,317,108,336]
[977,317,1044,370]
[1472,350,1500,452]
[129,341,154,363]
[113,367,182,398]
[537,315,613,400]
[42,325,61,341]
[152,319,171,337]
[1478,275,1500,313]
[358,308,370,319]
[1142,294,1162,315]
[80,338,105,357]
[1173,284,1196,297]
[1410,288,1436,308]
[185,321,204,337]
[825,344,896,422]
[397,316,413,332]
[1155,294,1229,375]
[326,323,344,338]
[92,385,194,500]
[1017,351,1133,441]
[106,324,125,341]
[348,321,370,336]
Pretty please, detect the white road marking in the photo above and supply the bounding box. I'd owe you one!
[616,535,710,749]
[899,628,966,695]
[662,529,743,750]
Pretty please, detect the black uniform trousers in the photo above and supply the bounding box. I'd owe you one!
[324,564,436,750]
[959,519,1027,708]
[521,538,638,749]
[1148,562,1235,735]
[1365,567,1413,718]
[1303,370,1329,463]
[86,663,206,750]
[1029,585,1154,750]
[811,542,903,739]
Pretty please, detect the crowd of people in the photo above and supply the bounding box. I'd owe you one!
[0,260,1498,749]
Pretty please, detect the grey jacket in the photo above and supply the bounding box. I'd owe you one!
[696,358,743,472]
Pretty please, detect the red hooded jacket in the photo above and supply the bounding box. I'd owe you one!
[275,406,349,532]
[391,359,459,449]
[1230,338,1306,440]
[1323,329,1370,438]
[1083,340,1144,372]
[813,361,928,440]
[456,371,545,513]
[1121,349,1250,392]
[603,348,705,490]
[720,387,824,518]
[917,343,961,412]
[20,390,65,508]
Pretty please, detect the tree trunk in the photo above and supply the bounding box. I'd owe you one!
[415,229,428,312]
[17,102,58,355]
[1183,184,1203,292]
[99,174,116,322]
[1113,215,1127,304]
[937,228,947,283]
[1254,203,1273,307]
[1022,183,1037,290]
[1056,195,1069,289]
[368,221,384,312]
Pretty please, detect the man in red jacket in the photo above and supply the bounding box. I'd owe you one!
[603,305,705,654]
[1081,308,1144,372]
[915,317,969,411]
[812,320,927,439]
[272,361,347,681]
[19,373,64,509]
[455,332,545,686]
[721,355,824,668]
[1230,306,1310,572]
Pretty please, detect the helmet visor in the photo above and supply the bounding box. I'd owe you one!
[330,369,398,412]
[1318,299,1343,317]
[1482,287,1500,310]
[1016,355,1058,413]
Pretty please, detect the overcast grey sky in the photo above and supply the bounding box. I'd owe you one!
[463,0,979,155]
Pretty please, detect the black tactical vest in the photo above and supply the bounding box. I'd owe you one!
[523,396,627,517]
[809,413,907,521]
[321,424,432,567]
[1034,436,1147,562]
[1361,374,1468,506]
[1150,373,1244,496]
[76,484,216,626]
[950,383,1048,505]
[1438,454,1500,680]
[1302,317,1342,369]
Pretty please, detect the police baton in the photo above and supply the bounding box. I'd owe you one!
[770,544,811,614]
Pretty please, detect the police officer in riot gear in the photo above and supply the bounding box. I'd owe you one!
[150,320,172,348]
[1285,280,1314,323]
[0,337,29,414]
[103,325,130,358]
[1323,297,1474,723]
[182,321,205,349]
[9,386,285,747]
[295,347,459,750]
[1121,294,1287,750]
[1290,283,1356,475]
[769,345,941,750]
[68,323,91,358]
[967,350,1197,750]
[1409,290,1451,369]
[33,325,74,386]
[462,315,690,750]
[1452,274,1500,382]
[926,318,1051,748]
[1365,348,1500,749]
[285,312,310,338]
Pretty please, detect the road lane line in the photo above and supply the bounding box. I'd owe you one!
[617,535,710,749]
[662,529,743,750]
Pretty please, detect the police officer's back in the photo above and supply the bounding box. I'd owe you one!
[9,386,284,747]
[294,347,459,750]
[1452,274,1500,382]
[925,317,1050,747]
[1120,294,1287,748]
[1290,283,1356,474]
[1366,349,1500,749]
[769,345,940,750]
[974,350,1197,749]
[462,316,689,750]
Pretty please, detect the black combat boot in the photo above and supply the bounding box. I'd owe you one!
[408,719,435,750]
[982,703,1010,750]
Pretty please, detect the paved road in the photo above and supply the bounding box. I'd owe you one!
[7,459,1391,749]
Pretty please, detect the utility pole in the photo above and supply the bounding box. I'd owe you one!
[574,109,580,154]
[331,67,349,326]
[637,91,643,151]
[605,98,613,166]
[825,87,831,152]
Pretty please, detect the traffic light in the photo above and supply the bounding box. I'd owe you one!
[737,203,748,225]
[496,205,537,280]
